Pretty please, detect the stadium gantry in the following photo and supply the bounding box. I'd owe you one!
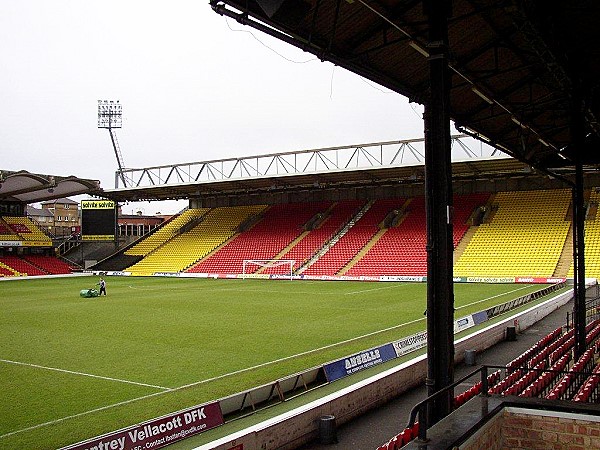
[3,0,600,447]
[204,0,600,448]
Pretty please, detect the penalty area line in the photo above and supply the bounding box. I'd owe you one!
[0,359,171,391]
[0,389,171,441]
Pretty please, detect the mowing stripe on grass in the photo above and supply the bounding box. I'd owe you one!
[0,315,427,440]
[0,359,171,391]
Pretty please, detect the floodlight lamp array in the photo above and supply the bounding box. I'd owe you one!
[97,100,122,128]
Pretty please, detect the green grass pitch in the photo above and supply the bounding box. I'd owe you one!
[0,276,551,449]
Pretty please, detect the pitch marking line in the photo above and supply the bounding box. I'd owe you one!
[175,315,427,391]
[129,284,349,296]
[457,284,534,310]
[344,284,407,295]
[1,315,424,441]
[0,389,170,440]
[0,284,539,441]
[0,359,171,391]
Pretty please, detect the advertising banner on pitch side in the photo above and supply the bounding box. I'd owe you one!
[61,401,223,450]
[324,344,397,382]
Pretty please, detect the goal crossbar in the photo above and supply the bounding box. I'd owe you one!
[242,259,295,280]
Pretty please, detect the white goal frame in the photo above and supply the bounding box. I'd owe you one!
[242,259,295,280]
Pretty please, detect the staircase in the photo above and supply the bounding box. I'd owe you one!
[255,231,310,274]
[454,226,478,264]
[553,223,574,278]
[296,200,374,274]
[337,229,387,276]
[0,261,20,276]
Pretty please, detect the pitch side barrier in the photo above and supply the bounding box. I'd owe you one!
[61,281,566,450]
[0,273,89,281]
[92,270,567,285]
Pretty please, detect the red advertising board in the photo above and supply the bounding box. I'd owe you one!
[61,402,223,450]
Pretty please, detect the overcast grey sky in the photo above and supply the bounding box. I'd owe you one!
[1,1,481,214]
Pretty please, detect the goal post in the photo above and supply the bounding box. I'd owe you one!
[242,259,295,280]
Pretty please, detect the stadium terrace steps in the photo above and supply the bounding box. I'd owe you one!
[554,224,575,278]
[454,189,571,278]
[2,216,52,245]
[125,208,210,257]
[453,226,477,264]
[588,200,599,221]
[187,202,331,274]
[262,200,367,275]
[567,189,600,280]
[302,199,406,276]
[0,256,46,276]
[337,228,387,276]
[127,206,266,276]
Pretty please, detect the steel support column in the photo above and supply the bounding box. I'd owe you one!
[423,0,454,425]
[571,90,587,359]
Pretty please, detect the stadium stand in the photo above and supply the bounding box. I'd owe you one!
[573,363,600,403]
[125,208,210,256]
[567,188,600,280]
[81,188,600,280]
[0,255,46,276]
[2,216,52,245]
[453,189,571,278]
[493,319,600,401]
[22,255,73,274]
[0,261,19,276]
[188,202,332,274]
[100,190,570,278]
[375,318,600,450]
[345,193,489,277]
[69,188,600,281]
[261,200,365,274]
[0,219,20,241]
[302,199,406,276]
[126,206,266,276]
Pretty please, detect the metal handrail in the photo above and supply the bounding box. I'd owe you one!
[406,366,490,442]
[406,362,600,442]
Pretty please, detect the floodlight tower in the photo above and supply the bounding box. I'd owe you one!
[98,100,128,187]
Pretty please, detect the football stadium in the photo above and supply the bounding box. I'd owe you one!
[3,2,600,450]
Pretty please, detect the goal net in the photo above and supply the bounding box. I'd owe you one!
[242,259,295,280]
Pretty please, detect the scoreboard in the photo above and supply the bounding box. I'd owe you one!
[81,200,116,241]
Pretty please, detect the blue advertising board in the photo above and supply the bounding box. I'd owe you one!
[323,343,397,382]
